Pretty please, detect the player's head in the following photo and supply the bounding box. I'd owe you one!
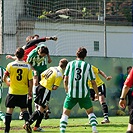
[59,58,68,70]
[15,47,24,59]
[38,46,49,57]
[76,47,87,59]
[26,36,33,42]
[127,66,132,74]
[33,34,39,40]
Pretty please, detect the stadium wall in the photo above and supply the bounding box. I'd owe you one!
[0,55,132,119]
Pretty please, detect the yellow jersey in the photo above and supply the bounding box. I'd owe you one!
[88,65,104,89]
[6,60,33,95]
[40,66,63,90]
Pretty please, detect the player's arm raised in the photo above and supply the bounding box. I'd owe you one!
[99,69,112,81]
[25,36,57,49]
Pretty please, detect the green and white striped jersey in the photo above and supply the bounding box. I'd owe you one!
[0,66,5,87]
[27,44,47,74]
[0,66,6,101]
[64,60,95,98]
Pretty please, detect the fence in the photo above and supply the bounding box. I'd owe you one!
[1,0,132,57]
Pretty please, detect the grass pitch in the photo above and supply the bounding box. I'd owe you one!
[0,116,128,133]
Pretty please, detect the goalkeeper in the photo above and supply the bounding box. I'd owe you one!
[6,35,57,62]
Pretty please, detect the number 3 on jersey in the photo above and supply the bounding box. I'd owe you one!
[75,68,82,80]
[17,69,23,81]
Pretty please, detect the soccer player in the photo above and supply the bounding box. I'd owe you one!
[119,67,133,133]
[26,44,52,131]
[60,47,99,133]
[27,44,51,98]
[88,65,112,124]
[23,58,68,132]
[6,35,57,62]
[3,47,33,133]
[6,35,57,120]
[0,66,6,124]
[123,66,132,111]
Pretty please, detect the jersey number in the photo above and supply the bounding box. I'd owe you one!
[75,68,82,80]
[17,69,23,81]
[44,69,53,79]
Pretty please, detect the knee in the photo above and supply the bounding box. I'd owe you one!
[129,109,133,124]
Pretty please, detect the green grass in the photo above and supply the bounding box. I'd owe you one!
[0,116,128,133]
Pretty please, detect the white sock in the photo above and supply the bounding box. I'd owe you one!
[60,114,69,132]
[33,85,38,99]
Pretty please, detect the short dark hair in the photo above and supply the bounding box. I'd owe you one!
[33,34,39,38]
[15,47,24,59]
[39,46,49,54]
[127,66,132,71]
[76,47,87,59]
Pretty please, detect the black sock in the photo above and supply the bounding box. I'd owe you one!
[5,113,12,132]
[35,112,44,127]
[102,102,109,119]
[22,111,29,122]
[126,131,133,133]
[28,98,32,115]
[29,110,41,125]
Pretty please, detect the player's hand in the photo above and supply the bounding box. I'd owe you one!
[119,99,126,109]
[33,70,38,76]
[28,95,32,99]
[106,76,112,81]
[28,92,32,98]
[6,55,12,59]
[94,94,99,101]
[48,58,52,63]
[50,36,58,41]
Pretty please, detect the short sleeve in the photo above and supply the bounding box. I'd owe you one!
[54,77,62,87]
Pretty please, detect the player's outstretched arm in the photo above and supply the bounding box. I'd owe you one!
[25,36,57,50]
[6,55,17,60]
[99,70,112,81]
[25,38,47,49]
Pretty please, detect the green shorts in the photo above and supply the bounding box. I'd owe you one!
[63,94,93,110]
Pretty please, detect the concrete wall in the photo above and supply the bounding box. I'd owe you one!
[34,22,132,58]
[3,20,132,58]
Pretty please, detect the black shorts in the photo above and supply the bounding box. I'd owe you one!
[90,84,106,100]
[34,84,51,108]
[98,84,106,97]
[5,94,28,108]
